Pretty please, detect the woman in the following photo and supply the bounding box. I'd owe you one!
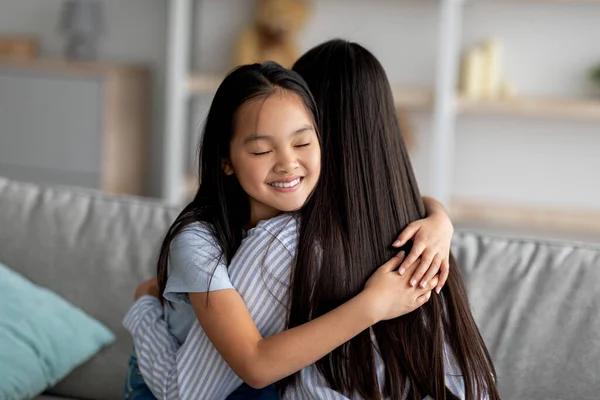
[282,39,500,400]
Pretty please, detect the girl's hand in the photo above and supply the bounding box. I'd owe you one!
[362,252,438,322]
[135,277,160,300]
[392,210,454,294]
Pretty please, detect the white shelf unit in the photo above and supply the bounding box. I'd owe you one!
[162,0,461,205]
[163,0,600,232]
[442,0,600,232]
[163,0,193,204]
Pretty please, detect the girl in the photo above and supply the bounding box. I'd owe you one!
[124,61,454,399]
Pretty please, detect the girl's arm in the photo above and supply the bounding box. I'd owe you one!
[190,251,437,389]
[126,226,437,398]
[393,196,454,293]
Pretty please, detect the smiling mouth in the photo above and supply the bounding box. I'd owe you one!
[268,177,303,189]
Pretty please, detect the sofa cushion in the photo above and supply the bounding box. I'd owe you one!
[0,262,115,400]
[0,177,179,400]
[452,231,600,400]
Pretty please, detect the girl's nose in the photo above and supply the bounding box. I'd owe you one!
[274,151,299,174]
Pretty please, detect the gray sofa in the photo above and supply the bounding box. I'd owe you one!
[0,176,598,400]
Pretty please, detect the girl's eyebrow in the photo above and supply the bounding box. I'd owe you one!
[293,125,313,135]
[243,125,313,145]
[244,135,272,144]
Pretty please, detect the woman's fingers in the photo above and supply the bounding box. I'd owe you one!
[436,258,450,294]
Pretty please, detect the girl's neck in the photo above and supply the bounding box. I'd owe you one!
[247,202,282,229]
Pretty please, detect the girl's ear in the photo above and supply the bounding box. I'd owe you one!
[222,159,235,176]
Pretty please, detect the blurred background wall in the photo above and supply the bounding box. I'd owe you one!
[1,0,599,237]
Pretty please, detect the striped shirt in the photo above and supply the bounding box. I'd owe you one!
[123,214,467,399]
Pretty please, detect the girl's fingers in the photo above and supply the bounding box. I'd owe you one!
[409,250,436,287]
[436,258,450,294]
[398,257,420,276]
[416,289,432,305]
[392,223,419,248]
[378,251,406,273]
[415,275,438,294]
[414,277,438,306]
[398,242,425,274]
[419,254,443,289]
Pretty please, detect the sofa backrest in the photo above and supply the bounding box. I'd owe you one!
[1,176,598,399]
[0,177,179,399]
[452,230,600,399]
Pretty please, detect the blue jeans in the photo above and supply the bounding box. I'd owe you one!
[123,352,156,400]
[227,383,279,400]
[123,352,279,400]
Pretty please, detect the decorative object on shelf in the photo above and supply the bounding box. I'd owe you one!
[481,39,502,98]
[58,0,105,60]
[460,38,517,100]
[234,0,311,68]
[0,36,38,60]
[499,81,518,99]
[461,45,484,99]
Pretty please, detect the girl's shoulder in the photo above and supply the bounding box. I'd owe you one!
[248,214,299,255]
[252,213,298,235]
[172,221,219,249]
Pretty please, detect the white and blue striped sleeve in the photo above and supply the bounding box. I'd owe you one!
[123,295,182,399]
[123,296,243,400]
[123,220,296,400]
[156,224,296,398]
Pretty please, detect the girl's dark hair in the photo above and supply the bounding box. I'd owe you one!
[157,62,318,301]
[283,40,500,400]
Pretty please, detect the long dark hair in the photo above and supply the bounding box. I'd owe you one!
[283,40,500,400]
[156,62,318,301]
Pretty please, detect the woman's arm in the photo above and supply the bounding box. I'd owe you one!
[393,196,454,293]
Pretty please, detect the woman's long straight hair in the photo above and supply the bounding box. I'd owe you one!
[283,40,500,400]
[155,62,318,301]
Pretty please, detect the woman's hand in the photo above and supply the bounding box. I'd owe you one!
[135,277,160,300]
[362,252,438,322]
[392,204,454,294]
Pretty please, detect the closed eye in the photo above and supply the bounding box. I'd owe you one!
[251,150,272,156]
[295,143,311,148]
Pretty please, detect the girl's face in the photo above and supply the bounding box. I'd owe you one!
[225,90,321,226]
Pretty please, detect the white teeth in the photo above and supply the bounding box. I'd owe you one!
[270,178,301,188]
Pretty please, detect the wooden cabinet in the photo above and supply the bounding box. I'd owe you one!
[0,58,150,195]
